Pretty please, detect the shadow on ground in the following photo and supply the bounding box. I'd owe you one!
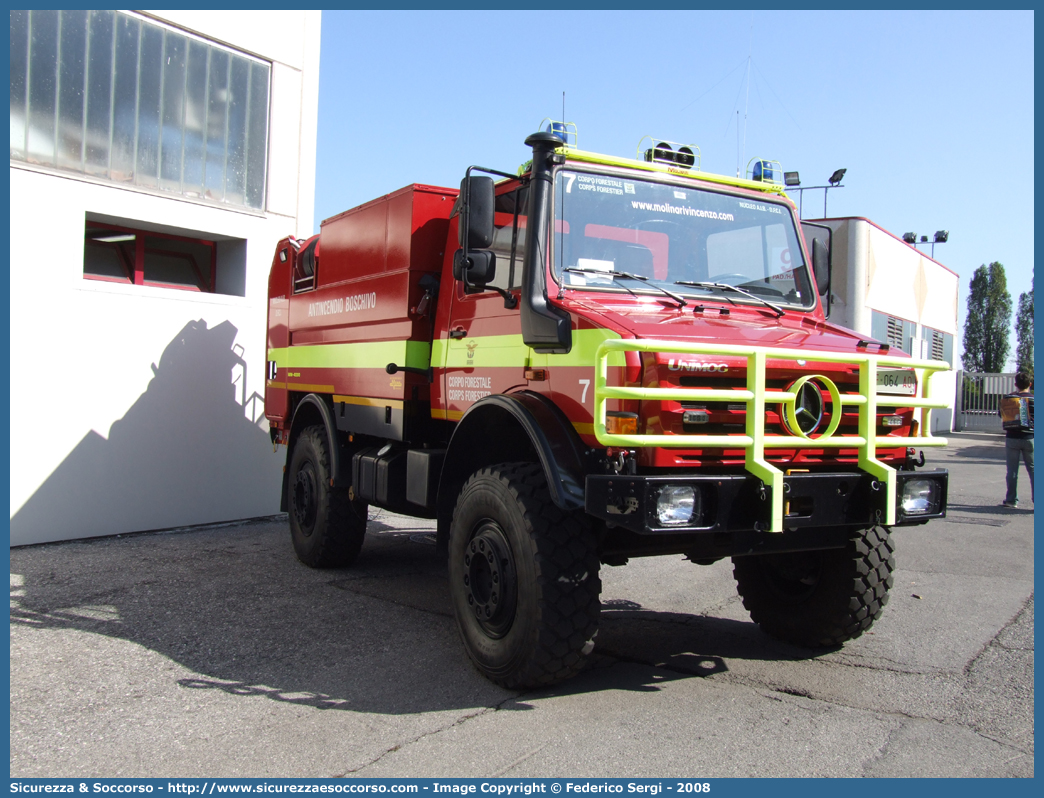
[953,446,1006,461]
[10,519,820,715]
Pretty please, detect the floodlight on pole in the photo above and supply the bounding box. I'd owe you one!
[902,229,950,258]
[823,168,846,216]
[931,230,948,258]
[786,168,847,218]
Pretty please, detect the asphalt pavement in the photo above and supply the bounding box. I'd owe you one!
[9,431,1034,778]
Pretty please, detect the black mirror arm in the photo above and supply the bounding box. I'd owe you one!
[493,286,518,309]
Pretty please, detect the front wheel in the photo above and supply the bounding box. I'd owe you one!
[732,526,895,647]
[448,463,601,688]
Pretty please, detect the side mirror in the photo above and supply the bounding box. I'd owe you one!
[453,249,496,287]
[801,221,832,299]
[813,237,830,295]
[459,176,495,249]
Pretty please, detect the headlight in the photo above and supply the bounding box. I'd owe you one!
[656,485,699,525]
[901,479,939,515]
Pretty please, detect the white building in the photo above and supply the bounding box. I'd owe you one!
[808,217,959,433]
[9,10,321,545]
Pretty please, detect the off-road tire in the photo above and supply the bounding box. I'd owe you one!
[448,462,601,688]
[732,525,895,647]
[288,425,367,568]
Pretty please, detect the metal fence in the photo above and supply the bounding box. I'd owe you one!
[954,372,1016,432]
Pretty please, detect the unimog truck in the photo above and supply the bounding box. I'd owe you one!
[265,124,950,688]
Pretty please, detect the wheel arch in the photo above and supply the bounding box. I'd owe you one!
[435,391,588,553]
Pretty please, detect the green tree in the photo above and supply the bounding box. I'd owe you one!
[961,262,1011,373]
[1015,279,1034,379]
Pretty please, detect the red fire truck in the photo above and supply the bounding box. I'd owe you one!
[265,124,951,688]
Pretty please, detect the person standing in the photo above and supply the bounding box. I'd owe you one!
[999,372,1034,508]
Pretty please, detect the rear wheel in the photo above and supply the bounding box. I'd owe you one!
[448,463,601,688]
[288,425,367,568]
[732,525,895,647]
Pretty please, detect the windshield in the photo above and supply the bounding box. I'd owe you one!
[552,169,814,309]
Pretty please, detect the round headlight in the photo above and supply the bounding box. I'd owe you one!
[656,485,698,526]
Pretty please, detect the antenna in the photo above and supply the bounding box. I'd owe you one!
[741,12,753,176]
[736,111,740,177]
[562,91,566,127]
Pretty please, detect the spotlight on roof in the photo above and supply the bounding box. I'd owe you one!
[784,171,800,187]
[828,168,847,186]
[902,233,917,245]
[934,230,949,243]
[675,146,696,169]
[651,141,673,162]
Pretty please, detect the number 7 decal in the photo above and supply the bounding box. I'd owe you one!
[579,379,590,403]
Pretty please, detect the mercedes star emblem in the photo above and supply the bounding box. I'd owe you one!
[791,379,825,435]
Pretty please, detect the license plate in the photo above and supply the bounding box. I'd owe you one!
[877,369,917,395]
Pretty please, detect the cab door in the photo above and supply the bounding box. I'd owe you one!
[443,186,530,419]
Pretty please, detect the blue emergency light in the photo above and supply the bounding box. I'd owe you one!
[541,119,577,148]
[747,158,783,185]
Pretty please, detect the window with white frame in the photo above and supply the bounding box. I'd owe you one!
[870,310,913,354]
[926,327,953,364]
[10,10,270,210]
[885,315,905,350]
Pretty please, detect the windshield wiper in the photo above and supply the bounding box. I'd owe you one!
[674,280,785,318]
[565,267,688,308]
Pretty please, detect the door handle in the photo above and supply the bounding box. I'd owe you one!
[450,328,467,339]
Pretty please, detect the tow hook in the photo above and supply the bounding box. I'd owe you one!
[905,447,926,468]
[606,449,637,475]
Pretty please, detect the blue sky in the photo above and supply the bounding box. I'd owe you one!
[314,10,1034,363]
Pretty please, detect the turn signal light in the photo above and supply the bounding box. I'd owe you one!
[524,368,548,381]
[605,412,639,435]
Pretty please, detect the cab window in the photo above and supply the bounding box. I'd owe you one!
[487,185,528,291]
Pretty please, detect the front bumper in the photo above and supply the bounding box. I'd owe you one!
[586,469,948,535]
[593,337,952,531]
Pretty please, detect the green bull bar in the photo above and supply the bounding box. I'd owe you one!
[594,339,951,532]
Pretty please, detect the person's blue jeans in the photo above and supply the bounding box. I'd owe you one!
[1004,436,1034,504]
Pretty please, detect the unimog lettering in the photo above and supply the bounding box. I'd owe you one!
[667,360,728,373]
